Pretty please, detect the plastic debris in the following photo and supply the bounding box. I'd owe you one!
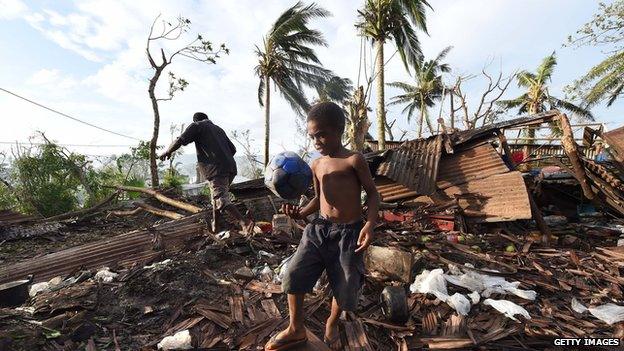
[216,231,231,240]
[410,269,449,301]
[95,267,118,283]
[571,299,624,325]
[444,269,536,300]
[274,254,294,283]
[144,259,172,270]
[447,293,471,316]
[157,330,192,350]
[468,291,480,305]
[483,299,531,321]
[571,298,588,314]
[29,282,51,297]
[410,269,471,315]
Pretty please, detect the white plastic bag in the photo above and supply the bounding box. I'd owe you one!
[410,269,449,301]
[483,299,531,321]
[468,291,480,305]
[589,304,624,325]
[95,267,118,283]
[447,293,471,316]
[571,299,624,325]
[29,282,50,297]
[157,330,192,350]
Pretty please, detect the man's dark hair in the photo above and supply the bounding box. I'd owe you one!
[193,112,209,122]
[306,102,345,134]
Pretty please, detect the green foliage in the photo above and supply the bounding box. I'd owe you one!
[356,0,431,71]
[498,53,593,140]
[388,46,451,137]
[566,1,624,107]
[0,183,18,210]
[12,143,83,216]
[255,1,334,115]
[162,169,189,190]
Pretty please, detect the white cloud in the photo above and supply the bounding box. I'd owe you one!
[3,0,622,160]
[0,0,27,20]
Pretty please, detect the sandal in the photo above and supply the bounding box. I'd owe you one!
[265,333,308,351]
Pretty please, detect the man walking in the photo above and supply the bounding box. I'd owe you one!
[160,112,254,233]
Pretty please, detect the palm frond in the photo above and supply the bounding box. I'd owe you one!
[257,76,265,106]
[398,0,432,34]
[536,52,557,83]
[550,96,594,121]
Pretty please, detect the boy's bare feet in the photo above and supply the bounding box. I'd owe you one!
[265,326,307,350]
[324,319,341,350]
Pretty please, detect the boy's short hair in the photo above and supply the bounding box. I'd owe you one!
[307,102,345,134]
[193,112,209,122]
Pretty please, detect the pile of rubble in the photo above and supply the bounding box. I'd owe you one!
[1,110,623,350]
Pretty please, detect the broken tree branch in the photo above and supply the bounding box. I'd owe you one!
[135,202,184,220]
[115,185,202,213]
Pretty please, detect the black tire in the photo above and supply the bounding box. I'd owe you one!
[380,286,409,324]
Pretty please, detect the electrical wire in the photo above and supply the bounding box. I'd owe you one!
[0,87,141,141]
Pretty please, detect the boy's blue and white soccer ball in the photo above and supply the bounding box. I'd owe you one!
[264,151,313,199]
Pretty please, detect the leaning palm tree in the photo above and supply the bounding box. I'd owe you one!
[255,2,333,165]
[315,76,353,104]
[356,0,431,150]
[572,51,624,107]
[388,46,451,138]
[498,52,593,141]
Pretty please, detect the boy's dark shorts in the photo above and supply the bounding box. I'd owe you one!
[282,217,365,311]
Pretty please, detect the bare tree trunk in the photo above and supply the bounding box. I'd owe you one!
[374,39,386,150]
[264,76,271,166]
[148,68,164,187]
[418,103,424,138]
[449,91,455,130]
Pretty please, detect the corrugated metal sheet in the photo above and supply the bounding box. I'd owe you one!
[441,171,532,222]
[0,210,37,225]
[451,111,559,146]
[0,213,206,284]
[376,135,443,196]
[603,126,624,163]
[375,177,420,202]
[437,143,510,189]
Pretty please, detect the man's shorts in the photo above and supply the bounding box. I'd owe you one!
[197,164,233,211]
[282,217,366,311]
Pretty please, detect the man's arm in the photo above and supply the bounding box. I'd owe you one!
[353,152,380,252]
[282,159,320,220]
[159,123,197,161]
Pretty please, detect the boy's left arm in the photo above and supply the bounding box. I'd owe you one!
[353,153,380,253]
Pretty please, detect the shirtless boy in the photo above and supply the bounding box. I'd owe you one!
[265,102,380,350]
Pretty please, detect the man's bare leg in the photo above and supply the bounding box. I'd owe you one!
[266,294,307,346]
[325,297,341,346]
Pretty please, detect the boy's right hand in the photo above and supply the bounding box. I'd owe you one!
[281,203,302,220]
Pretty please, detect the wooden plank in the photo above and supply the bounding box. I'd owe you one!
[261,299,282,318]
[229,295,245,323]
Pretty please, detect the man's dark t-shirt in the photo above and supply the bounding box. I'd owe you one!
[177,120,237,180]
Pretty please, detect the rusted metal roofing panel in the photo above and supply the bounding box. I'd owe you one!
[0,210,37,225]
[451,111,559,146]
[375,135,443,196]
[0,213,206,284]
[437,143,510,189]
[375,177,419,202]
[441,171,532,222]
[603,126,624,164]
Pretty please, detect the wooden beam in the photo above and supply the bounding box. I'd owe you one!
[116,185,202,213]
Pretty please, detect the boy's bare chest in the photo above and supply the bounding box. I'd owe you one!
[315,159,356,182]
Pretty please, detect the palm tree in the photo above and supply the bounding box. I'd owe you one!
[499,52,593,141]
[356,0,431,150]
[573,51,624,107]
[315,76,353,104]
[388,46,451,138]
[255,2,333,166]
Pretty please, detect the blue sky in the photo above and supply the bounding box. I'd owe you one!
[1,0,622,158]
